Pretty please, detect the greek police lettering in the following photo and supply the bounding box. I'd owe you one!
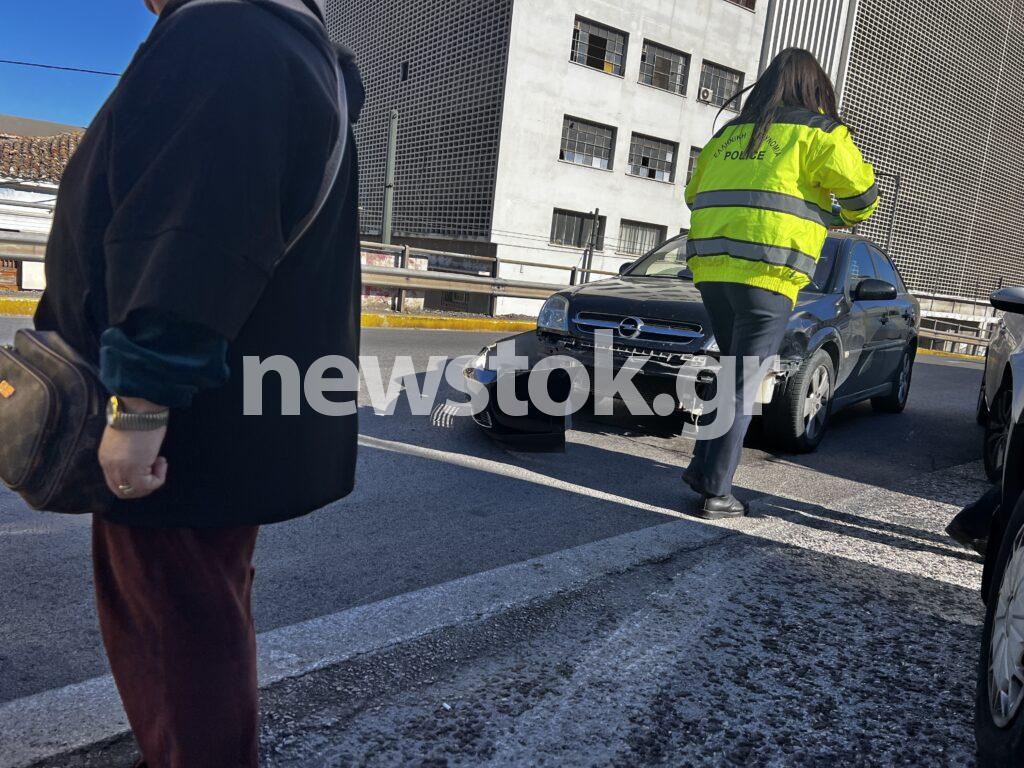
[714,129,751,159]
[724,150,767,161]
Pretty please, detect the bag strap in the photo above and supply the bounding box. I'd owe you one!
[168,0,348,264]
[280,57,347,262]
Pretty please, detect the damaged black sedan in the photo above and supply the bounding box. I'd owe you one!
[465,233,920,453]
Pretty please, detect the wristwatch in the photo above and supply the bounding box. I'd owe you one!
[106,396,170,431]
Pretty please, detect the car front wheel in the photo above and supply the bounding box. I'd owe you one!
[765,348,834,453]
[976,493,1024,765]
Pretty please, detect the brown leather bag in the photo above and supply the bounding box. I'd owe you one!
[0,330,110,513]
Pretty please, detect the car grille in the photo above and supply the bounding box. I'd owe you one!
[572,312,704,345]
[557,336,712,368]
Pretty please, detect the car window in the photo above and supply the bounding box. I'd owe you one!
[802,238,840,293]
[847,243,877,293]
[871,249,904,292]
[624,236,692,279]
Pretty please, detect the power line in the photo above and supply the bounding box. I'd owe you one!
[0,59,121,78]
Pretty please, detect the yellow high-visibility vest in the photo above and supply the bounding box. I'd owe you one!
[684,106,879,305]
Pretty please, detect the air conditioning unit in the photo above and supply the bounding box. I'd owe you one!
[698,87,714,103]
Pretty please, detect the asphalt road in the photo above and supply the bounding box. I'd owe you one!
[0,323,992,766]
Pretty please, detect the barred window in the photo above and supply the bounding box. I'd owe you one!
[560,117,616,170]
[570,17,627,76]
[618,220,667,256]
[686,146,702,184]
[628,134,678,183]
[698,61,744,112]
[638,41,690,95]
[551,209,606,250]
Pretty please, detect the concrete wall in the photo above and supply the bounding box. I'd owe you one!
[491,0,768,314]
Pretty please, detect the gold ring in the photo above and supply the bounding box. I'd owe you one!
[117,484,135,496]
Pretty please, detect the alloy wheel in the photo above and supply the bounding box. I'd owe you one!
[803,365,831,440]
[990,523,1024,728]
[986,389,1013,479]
[897,353,912,404]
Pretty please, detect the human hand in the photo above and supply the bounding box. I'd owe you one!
[98,397,169,500]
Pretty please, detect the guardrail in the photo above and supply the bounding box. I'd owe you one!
[0,233,999,356]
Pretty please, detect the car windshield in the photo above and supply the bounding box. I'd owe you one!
[623,237,692,279]
[623,235,839,289]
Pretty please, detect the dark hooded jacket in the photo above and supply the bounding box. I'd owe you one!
[34,0,365,527]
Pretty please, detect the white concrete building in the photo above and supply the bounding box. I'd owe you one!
[330,0,768,315]
[492,0,768,313]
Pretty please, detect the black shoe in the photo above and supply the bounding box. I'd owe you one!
[945,486,1000,557]
[698,494,747,520]
[945,517,988,557]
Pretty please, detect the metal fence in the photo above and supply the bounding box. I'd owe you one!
[0,233,1006,357]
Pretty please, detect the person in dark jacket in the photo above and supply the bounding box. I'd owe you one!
[33,0,364,764]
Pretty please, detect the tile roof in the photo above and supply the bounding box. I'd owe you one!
[0,132,83,183]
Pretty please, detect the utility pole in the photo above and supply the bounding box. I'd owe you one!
[382,109,399,245]
[581,208,600,284]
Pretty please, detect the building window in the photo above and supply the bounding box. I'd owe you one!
[686,146,702,184]
[619,220,667,255]
[698,61,745,112]
[628,134,678,183]
[570,17,627,76]
[725,0,756,9]
[638,41,690,95]
[560,117,616,170]
[551,209,607,250]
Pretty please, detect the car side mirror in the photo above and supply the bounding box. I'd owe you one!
[618,261,633,276]
[991,287,1024,314]
[854,278,897,301]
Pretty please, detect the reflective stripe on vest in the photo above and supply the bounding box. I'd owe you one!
[837,182,879,211]
[685,236,818,279]
[691,189,841,228]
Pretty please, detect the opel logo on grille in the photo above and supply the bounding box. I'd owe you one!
[618,316,645,339]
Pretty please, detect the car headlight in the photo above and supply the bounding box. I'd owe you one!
[538,294,570,333]
[704,336,720,353]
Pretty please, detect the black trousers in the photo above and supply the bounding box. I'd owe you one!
[689,282,792,497]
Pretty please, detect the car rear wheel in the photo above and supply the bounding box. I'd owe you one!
[976,494,1024,766]
[765,348,834,453]
[871,346,915,413]
[985,385,1013,483]
[979,378,991,426]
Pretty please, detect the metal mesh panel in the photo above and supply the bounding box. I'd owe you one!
[841,0,1024,299]
[325,0,513,241]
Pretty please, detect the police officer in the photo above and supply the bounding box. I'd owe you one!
[682,48,879,519]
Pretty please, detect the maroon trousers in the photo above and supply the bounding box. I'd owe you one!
[92,516,261,768]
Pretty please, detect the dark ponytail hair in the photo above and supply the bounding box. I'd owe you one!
[716,48,843,159]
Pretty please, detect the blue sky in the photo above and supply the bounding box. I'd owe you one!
[0,1,157,127]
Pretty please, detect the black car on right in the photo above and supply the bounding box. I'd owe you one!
[973,287,1024,765]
